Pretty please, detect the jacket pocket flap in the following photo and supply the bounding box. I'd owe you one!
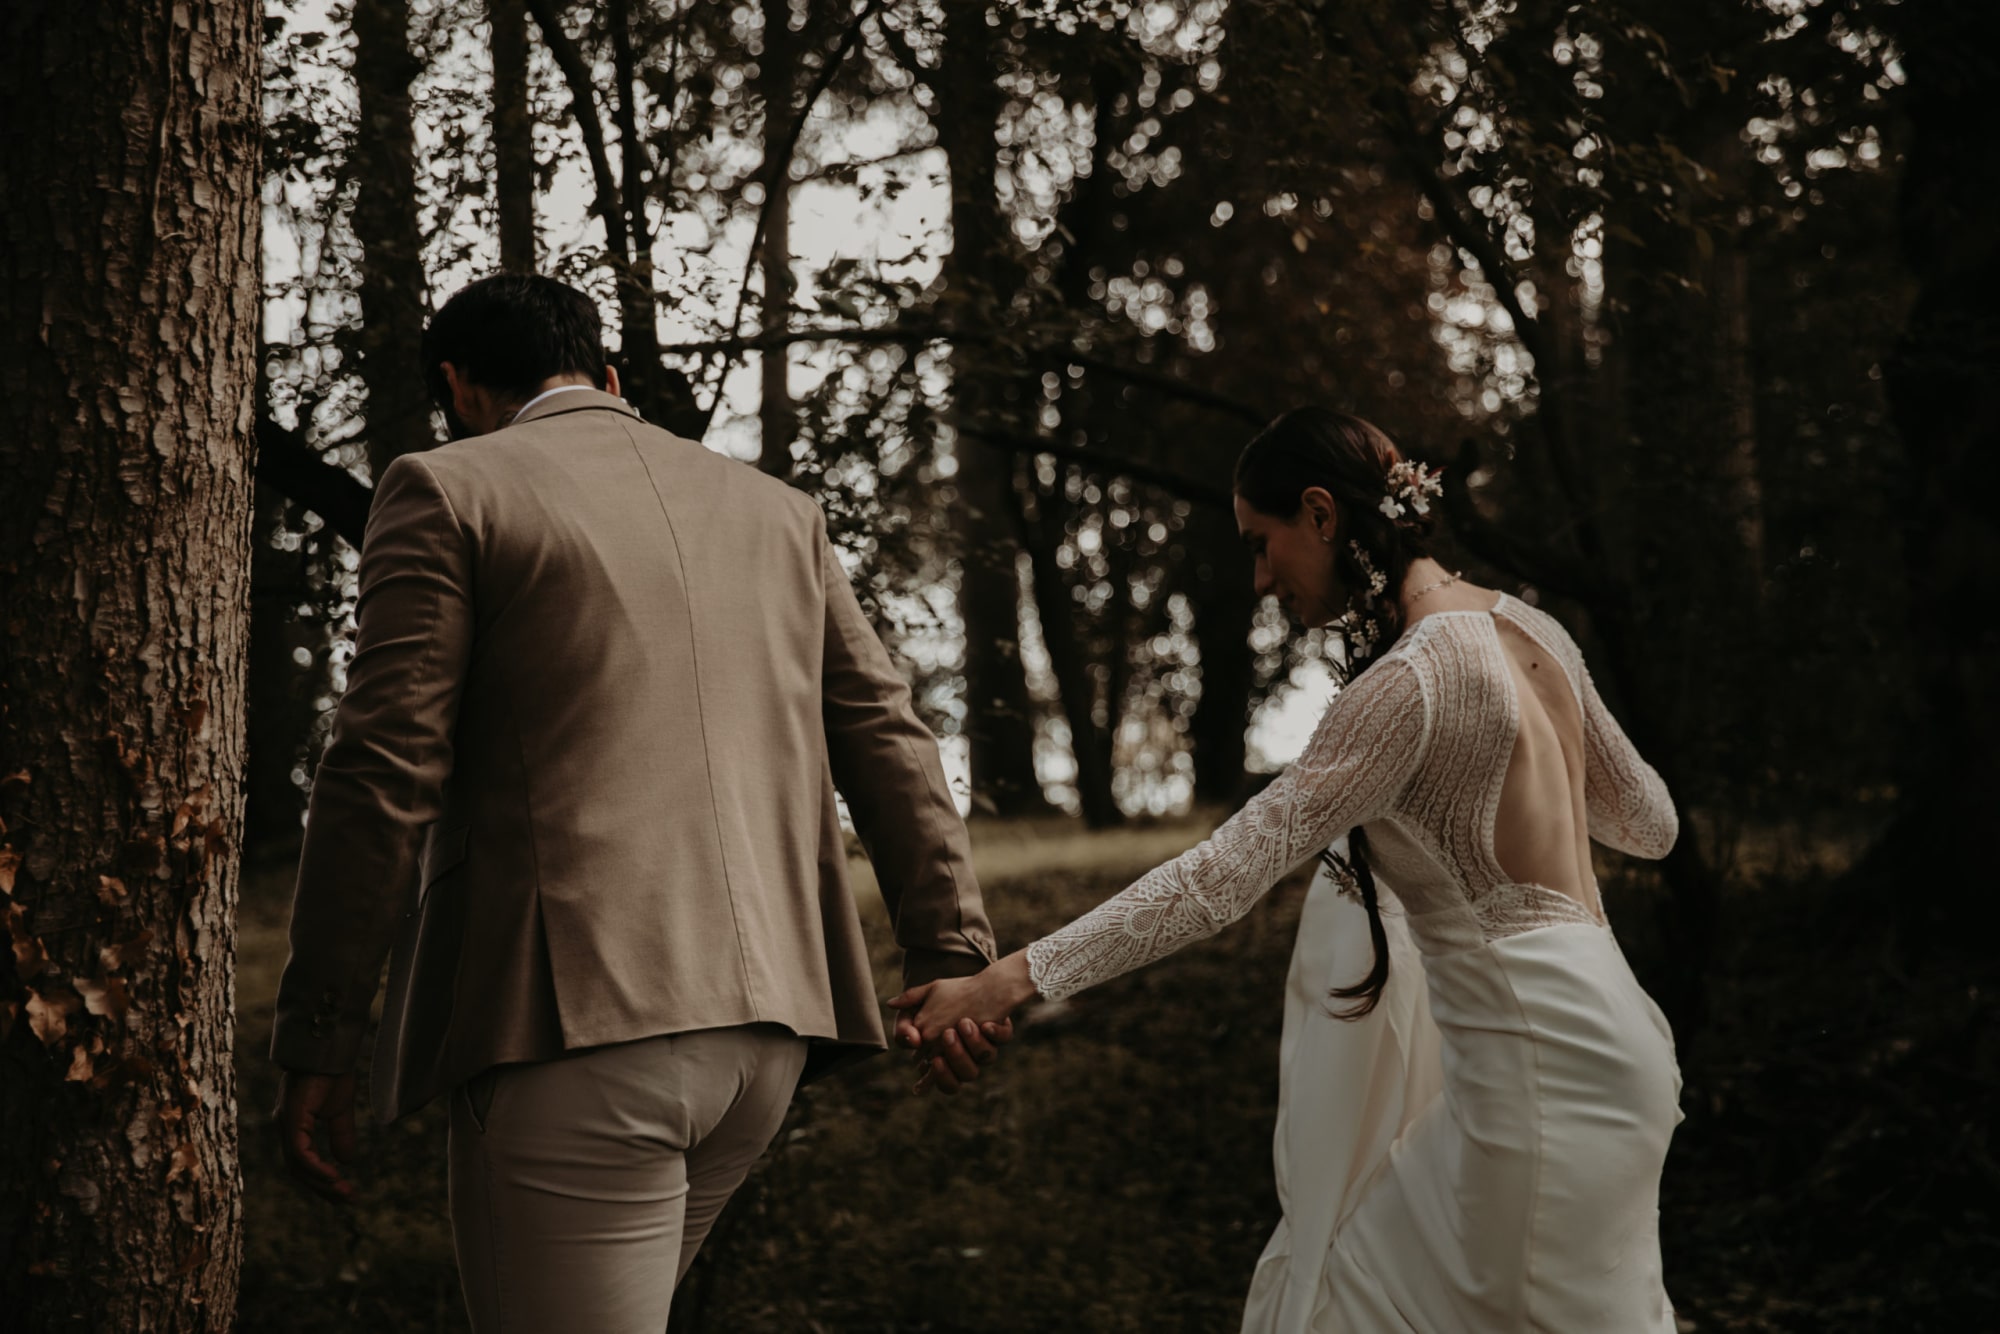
[420,821,472,889]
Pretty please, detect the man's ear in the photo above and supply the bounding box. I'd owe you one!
[602,364,621,397]
[441,361,479,426]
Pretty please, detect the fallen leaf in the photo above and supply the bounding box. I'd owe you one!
[8,904,48,979]
[100,929,154,972]
[25,987,79,1046]
[165,1142,200,1183]
[0,769,27,793]
[76,976,132,1023]
[65,1046,93,1082]
[0,847,19,892]
[97,875,128,906]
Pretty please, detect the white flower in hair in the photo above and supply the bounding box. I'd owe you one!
[1383,459,1444,521]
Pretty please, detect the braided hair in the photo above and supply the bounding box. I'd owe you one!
[1234,407,1439,1019]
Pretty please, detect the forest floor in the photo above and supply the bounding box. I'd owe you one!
[231,816,1993,1332]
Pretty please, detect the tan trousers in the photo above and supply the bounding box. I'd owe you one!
[447,1024,808,1333]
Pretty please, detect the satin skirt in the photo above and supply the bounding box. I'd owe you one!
[1243,869,1682,1333]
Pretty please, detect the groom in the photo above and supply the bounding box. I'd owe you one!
[270,274,1004,1331]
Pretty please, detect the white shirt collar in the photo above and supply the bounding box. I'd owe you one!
[512,383,597,420]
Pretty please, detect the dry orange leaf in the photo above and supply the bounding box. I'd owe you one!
[65,1046,93,1082]
[166,1142,200,1184]
[7,903,48,979]
[76,976,132,1023]
[100,928,154,972]
[0,848,20,893]
[25,987,78,1046]
[97,874,128,906]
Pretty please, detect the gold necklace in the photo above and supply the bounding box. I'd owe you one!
[1407,570,1463,604]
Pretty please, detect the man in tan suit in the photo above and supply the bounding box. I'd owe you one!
[271,275,1005,1331]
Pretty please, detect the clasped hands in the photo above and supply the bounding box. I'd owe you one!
[887,949,1039,1096]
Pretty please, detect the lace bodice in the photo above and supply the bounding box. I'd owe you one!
[1025,596,1677,1002]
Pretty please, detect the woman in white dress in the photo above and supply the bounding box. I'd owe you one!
[892,408,1684,1331]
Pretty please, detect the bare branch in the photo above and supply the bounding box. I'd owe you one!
[256,419,375,548]
[1437,439,1606,604]
[960,425,1233,511]
[696,0,886,437]
[525,0,626,258]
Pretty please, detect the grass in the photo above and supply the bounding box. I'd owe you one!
[232,818,1995,1332]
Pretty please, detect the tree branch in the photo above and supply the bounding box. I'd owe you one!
[661,323,1267,428]
[255,419,375,548]
[960,425,1232,511]
[524,0,626,259]
[699,0,885,437]
[1438,439,1605,605]
[1060,349,1266,428]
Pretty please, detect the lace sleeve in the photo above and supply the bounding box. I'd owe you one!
[1575,660,1677,859]
[1025,657,1430,1002]
[1502,601,1677,859]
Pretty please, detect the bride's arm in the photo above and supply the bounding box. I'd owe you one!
[1572,655,1678,861]
[1026,656,1428,1004]
[890,658,1428,1043]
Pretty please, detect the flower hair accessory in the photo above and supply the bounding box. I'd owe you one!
[1379,459,1444,523]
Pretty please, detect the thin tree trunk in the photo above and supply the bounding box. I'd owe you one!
[244,485,327,845]
[0,0,259,1326]
[1016,500,1122,827]
[1184,512,1255,805]
[1870,0,2000,939]
[937,3,1045,816]
[351,0,435,475]
[758,0,797,477]
[491,0,536,272]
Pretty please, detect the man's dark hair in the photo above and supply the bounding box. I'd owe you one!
[422,274,607,410]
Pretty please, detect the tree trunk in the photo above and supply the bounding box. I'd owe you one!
[243,485,327,846]
[1871,0,2000,940]
[0,0,259,1326]
[491,0,536,272]
[352,0,435,477]
[1015,497,1122,827]
[758,0,797,477]
[937,3,1045,816]
[1183,512,1255,805]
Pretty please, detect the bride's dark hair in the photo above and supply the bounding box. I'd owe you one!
[1234,407,1439,1019]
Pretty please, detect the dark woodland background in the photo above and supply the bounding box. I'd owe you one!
[4,0,1996,1329]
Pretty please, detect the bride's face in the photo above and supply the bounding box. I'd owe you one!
[1235,489,1345,627]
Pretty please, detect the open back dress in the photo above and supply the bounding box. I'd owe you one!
[1025,595,1684,1332]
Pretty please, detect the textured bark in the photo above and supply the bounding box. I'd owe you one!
[351,0,436,476]
[490,0,536,272]
[937,2,1046,816]
[0,0,259,1327]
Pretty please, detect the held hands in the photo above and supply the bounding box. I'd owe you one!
[887,951,1039,1096]
[275,1069,360,1204]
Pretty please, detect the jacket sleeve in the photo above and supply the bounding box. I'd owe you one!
[819,527,997,986]
[270,454,474,1074]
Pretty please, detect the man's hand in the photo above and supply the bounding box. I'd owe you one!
[275,1069,360,1203]
[909,1016,1013,1096]
[888,951,1037,1095]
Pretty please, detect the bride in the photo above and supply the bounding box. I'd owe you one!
[892,407,1684,1331]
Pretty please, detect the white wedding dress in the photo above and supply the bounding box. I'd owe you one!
[1026,595,1684,1331]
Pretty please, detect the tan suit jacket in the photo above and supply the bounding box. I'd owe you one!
[270,390,996,1121]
